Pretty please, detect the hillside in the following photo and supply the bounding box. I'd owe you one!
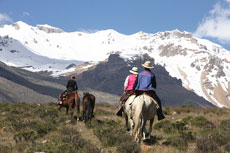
[0,61,62,103]
[0,61,120,104]
[0,54,214,108]
[0,103,230,153]
[77,54,214,108]
[0,21,230,107]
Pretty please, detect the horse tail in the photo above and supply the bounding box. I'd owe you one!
[87,97,91,117]
[133,96,145,138]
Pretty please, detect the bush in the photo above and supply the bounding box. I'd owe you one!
[182,116,193,123]
[26,126,100,153]
[89,119,140,153]
[0,145,13,153]
[190,116,215,129]
[163,121,187,134]
[180,131,195,142]
[163,107,171,115]
[213,108,230,116]
[117,139,141,153]
[220,119,230,130]
[195,130,230,153]
[225,143,230,152]
[167,136,188,151]
[154,120,171,130]
[195,134,221,153]
[7,115,27,130]
[14,130,38,143]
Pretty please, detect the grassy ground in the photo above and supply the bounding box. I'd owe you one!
[0,103,230,153]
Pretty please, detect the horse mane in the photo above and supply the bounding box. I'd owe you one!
[83,92,90,97]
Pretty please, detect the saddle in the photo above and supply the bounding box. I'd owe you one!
[120,90,135,103]
[129,92,159,109]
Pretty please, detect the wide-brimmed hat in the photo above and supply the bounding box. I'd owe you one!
[142,61,154,69]
[129,67,138,75]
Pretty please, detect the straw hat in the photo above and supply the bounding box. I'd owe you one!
[142,61,154,69]
[129,67,138,75]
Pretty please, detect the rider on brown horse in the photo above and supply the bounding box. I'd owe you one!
[133,61,165,120]
[62,75,78,99]
[116,67,138,117]
[58,75,80,119]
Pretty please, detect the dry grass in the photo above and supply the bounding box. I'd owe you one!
[0,103,230,153]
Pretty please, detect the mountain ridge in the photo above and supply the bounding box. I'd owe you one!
[0,21,229,108]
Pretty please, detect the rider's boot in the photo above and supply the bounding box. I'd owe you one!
[157,101,165,120]
[116,103,124,117]
[157,108,165,120]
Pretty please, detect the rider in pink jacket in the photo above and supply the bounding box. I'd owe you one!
[116,67,138,116]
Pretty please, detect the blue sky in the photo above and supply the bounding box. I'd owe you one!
[0,0,230,49]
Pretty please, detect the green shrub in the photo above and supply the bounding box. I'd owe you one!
[163,107,171,115]
[117,139,141,153]
[0,145,13,153]
[180,131,195,142]
[195,134,221,153]
[195,130,230,153]
[213,108,230,116]
[167,136,188,151]
[14,130,38,143]
[220,119,230,130]
[0,103,10,112]
[163,121,187,134]
[182,116,193,123]
[154,120,171,130]
[26,126,100,153]
[89,119,140,152]
[7,115,27,130]
[182,104,195,109]
[225,143,230,152]
[190,116,215,129]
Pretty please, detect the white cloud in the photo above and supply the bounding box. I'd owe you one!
[194,0,230,44]
[23,12,30,17]
[0,13,13,24]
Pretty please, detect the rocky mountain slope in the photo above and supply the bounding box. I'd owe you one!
[0,21,229,107]
[0,61,119,104]
[77,54,214,108]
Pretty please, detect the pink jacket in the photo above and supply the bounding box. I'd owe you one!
[124,74,137,91]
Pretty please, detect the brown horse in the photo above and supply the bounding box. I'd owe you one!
[82,92,95,122]
[58,91,80,120]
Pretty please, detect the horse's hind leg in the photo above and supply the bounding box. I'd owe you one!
[82,109,85,121]
[148,118,154,139]
[66,106,69,115]
[77,100,80,121]
[86,99,93,122]
[124,113,130,132]
[142,120,147,140]
[91,101,95,118]
[69,102,74,118]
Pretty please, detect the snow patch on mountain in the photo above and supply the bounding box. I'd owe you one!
[0,35,83,77]
[0,21,230,108]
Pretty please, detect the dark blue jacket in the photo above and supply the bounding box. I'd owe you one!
[133,69,156,91]
[66,79,78,93]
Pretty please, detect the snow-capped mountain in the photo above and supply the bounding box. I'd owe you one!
[0,21,230,108]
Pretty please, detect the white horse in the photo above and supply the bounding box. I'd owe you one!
[123,95,136,133]
[131,94,158,142]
